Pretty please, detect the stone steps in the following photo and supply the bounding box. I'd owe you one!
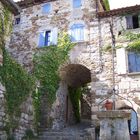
[38,127,95,140]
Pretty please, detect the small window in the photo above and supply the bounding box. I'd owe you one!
[126,14,140,29]
[42,3,51,14]
[45,31,51,46]
[128,51,140,73]
[38,28,58,47]
[73,0,81,8]
[15,17,20,25]
[70,24,84,42]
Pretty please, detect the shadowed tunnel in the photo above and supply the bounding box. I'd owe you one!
[60,64,91,87]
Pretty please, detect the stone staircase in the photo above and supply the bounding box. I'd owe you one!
[38,122,95,140]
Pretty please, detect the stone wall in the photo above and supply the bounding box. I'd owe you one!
[7,0,140,138]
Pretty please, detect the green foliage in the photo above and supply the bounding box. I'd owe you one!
[127,40,140,52]
[33,32,74,128]
[124,32,140,52]
[0,7,12,43]
[125,32,140,41]
[32,88,41,131]
[103,0,110,11]
[68,87,81,123]
[22,129,36,140]
[33,32,74,105]
[0,48,35,134]
[102,44,112,52]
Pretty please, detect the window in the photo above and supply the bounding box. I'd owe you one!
[15,17,20,25]
[38,28,58,47]
[45,31,51,46]
[128,51,140,73]
[73,0,82,8]
[70,24,84,42]
[126,14,140,29]
[42,3,51,14]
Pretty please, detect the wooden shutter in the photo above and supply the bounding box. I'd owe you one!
[136,53,140,72]
[128,52,137,72]
[126,15,133,29]
[50,28,58,45]
[116,48,127,74]
[38,32,45,47]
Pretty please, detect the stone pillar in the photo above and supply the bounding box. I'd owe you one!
[97,110,131,140]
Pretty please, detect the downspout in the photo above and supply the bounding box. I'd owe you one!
[109,16,116,110]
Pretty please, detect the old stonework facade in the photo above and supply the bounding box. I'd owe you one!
[1,0,140,139]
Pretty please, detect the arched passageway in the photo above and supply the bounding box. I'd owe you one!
[60,64,91,125]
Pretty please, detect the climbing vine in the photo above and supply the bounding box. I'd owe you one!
[33,32,74,104]
[68,87,82,123]
[33,32,74,128]
[0,48,35,136]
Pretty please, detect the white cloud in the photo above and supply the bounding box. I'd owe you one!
[109,0,140,9]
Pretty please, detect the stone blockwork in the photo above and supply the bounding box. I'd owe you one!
[97,110,131,140]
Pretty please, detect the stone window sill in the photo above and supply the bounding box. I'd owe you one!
[127,72,140,76]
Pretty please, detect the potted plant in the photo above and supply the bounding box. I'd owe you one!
[104,100,113,110]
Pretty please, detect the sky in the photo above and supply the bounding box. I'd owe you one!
[109,0,140,9]
[13,0,140,10]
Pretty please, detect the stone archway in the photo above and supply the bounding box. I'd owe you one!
[51,63,92,129]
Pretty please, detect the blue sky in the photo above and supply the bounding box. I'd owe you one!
[13,0,140,9]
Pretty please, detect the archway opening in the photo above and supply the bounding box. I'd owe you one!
[61,64,91,125]
[119,107,139,140]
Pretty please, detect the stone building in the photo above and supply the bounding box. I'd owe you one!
[0,0,20,139]
[1,0,140,139]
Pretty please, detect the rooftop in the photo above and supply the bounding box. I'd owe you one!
[16,0,56,8]
[98,4,140,17]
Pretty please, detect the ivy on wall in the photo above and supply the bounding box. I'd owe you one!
[33,32,74,105]
[124,32,140,52]
[0,48,35,136]
[68,87,82,123]
[33,32,74,128]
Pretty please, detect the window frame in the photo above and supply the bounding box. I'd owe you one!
[14,15,21,25]
[44,30,51,46]
[70,23,85,42]
[42,3,51,14]
[73,0,82,9]
[126,14,140,29]
[127,51,140,73]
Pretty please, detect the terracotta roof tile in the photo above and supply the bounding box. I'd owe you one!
[98,4,140,18]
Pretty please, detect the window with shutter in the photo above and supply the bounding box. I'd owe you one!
[70,24,84,42]
[45,31,51,46]
[38,28,58,47]
[42,3,51,14]
[126,14,140,29]
[73,0,81,8]
[128,52,140,73]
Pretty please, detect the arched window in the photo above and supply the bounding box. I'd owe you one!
[73,0,82,8]
[42,3,51,14]
[70,24,84,42]
[130,110,138,135]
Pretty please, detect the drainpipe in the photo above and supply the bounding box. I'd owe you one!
[109,16,116,110]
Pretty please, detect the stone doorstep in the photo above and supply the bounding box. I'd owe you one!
[96,110,131,119]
